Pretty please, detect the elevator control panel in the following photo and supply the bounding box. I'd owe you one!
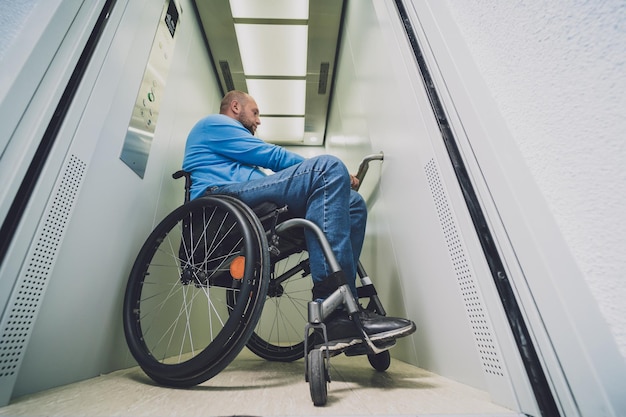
[120,0,180,178]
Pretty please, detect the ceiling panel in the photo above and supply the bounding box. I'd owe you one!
[256,117,305,143]
[234,24,308,76]
[193,0,345,146]
[229,0,309,20]
[246,79,306,115]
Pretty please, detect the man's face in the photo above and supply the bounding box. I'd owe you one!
[237,98,261,135]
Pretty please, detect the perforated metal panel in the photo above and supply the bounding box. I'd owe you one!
[0,154,87,403]
[425,158,504,377]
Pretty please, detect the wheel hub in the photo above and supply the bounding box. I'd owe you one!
[267,281,284,297]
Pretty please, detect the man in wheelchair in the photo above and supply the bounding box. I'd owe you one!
[183,90,415,352]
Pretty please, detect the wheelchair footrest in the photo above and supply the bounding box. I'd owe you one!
[343,338,396,357]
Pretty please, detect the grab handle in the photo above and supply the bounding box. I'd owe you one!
[354,152,384,191]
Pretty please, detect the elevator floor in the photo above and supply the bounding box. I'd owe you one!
[0,349,520,416]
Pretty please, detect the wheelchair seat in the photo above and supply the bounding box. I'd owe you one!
[174,169,305,249]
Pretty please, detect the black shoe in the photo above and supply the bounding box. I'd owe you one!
[314,309,416,352]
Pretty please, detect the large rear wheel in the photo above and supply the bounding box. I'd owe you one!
[123,195,269,386]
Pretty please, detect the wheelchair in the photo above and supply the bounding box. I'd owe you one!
[123,153,404,405]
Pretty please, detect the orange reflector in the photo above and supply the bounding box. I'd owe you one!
[230,256,245,280]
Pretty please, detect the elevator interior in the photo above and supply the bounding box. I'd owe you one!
[0,1,624,416]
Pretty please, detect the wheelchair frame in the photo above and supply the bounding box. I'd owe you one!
[123,153,395,405]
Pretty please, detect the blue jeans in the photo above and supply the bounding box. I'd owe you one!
[206,155,367,297]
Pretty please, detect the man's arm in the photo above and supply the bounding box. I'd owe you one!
[203,118,305,171]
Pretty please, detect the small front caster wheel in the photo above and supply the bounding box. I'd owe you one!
[308,349,328,406]
[368,350,391,371]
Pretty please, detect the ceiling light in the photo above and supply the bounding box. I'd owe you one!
[256,117,304,142]
[234,24,308,76]
[229,0,309,20]
[247,79,306,115]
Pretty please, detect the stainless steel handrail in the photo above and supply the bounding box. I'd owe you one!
[354,152,384,191]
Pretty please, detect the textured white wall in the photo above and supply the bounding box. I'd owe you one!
[0,0,38,60]
[444,0,626,356]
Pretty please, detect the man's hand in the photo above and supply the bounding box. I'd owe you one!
[350,175,360,190]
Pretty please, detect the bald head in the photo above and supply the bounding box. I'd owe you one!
[219,90,261,135]
[220,90,251,114]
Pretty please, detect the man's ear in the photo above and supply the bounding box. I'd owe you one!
[230,100,240,115]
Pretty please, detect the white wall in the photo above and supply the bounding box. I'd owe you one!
[324,0,528,407]
[10,0,222,397]
[443,0,626,357]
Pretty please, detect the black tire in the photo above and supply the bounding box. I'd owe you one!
[367,350,391,371]
[245,248,313,362]
[308,349,328,406]
[123,195,269,387]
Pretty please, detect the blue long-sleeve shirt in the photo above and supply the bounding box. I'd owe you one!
[183,114,306,200]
